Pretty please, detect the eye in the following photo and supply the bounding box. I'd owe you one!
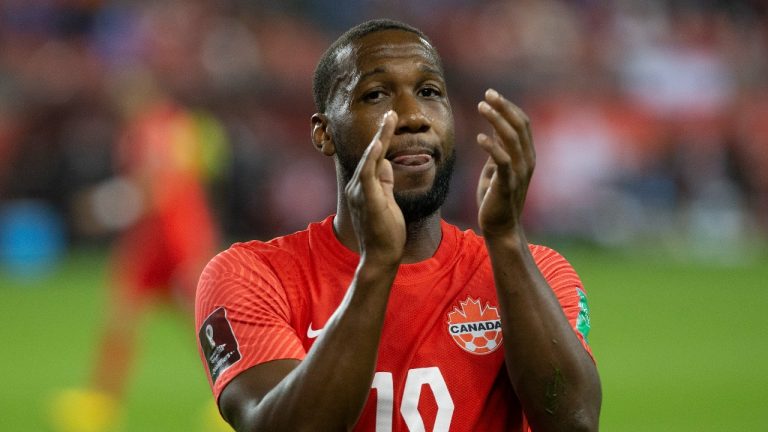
[363,89,386,103]
[418,86,442,98]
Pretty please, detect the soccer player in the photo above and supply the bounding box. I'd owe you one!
[51,97,228,432]
[195,19,601,431]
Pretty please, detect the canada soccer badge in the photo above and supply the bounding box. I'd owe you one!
[447,296,503,355]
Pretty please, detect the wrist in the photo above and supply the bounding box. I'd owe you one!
[482,229,530,256]
[345,258,400,315]
[482,226,526,245]
[357,255,401,280]
[359,245,403,268]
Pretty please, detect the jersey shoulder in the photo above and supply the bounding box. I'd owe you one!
[446,223,489,260]
[527,244,583,287]
[195,225,315,307]
[440,224,575,277]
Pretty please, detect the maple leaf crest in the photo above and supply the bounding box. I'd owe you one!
[447,297,500,324]
[446,296,503,355]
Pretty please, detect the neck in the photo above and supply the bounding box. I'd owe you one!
[333,201,443,264]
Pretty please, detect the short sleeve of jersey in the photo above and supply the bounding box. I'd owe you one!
[530,244,594,360]
[195,244,307,400]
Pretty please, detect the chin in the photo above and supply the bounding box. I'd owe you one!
[393,171,437,194]
[393,185,432,199]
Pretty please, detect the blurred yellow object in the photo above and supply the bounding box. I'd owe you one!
[47,388,120,432]
[201,399,232,432]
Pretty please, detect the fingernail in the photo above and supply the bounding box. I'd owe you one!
[486,89,499,100]
[478,101,491,113]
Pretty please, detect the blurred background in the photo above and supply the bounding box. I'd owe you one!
[1,0,767,431]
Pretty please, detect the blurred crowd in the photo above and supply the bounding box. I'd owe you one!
[1,0,767,264]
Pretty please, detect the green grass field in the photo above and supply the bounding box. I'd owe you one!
[1,245,767,431]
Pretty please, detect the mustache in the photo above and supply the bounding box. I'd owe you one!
[385,139,442,160]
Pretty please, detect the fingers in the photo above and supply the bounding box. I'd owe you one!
[476,89,535,170]
[476,157,497,207]
[375,111,397,193]
[348,110,398,203]
[477,132,510,168]
[477,133,511,197]
[353,110,397,184]
[376,110,397,161]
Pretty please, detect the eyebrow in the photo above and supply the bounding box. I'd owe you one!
[359,67,387,83]
[358,64,444,83]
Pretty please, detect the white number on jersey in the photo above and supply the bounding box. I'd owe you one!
[372,367,454,432]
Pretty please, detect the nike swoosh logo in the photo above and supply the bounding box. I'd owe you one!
[307,322,324,339]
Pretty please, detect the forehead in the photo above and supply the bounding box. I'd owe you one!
[338,29,442,77]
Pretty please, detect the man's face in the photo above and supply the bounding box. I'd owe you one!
[326,29,456,223]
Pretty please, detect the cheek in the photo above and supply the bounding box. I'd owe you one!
[433,110,455,153]
[340,114,382,148]
[332,121,367,164]
[428,102,453,129]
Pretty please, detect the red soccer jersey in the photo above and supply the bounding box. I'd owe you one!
[195,215,593,431]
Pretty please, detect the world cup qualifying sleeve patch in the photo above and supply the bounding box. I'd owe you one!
[199,307,242,383]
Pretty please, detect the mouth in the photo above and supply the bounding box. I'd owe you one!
[386,146,437,170]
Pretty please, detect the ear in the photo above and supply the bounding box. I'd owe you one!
[311,113,335,156]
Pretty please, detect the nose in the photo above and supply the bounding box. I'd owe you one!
[393,94,430,135]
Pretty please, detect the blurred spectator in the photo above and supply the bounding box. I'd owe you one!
[1,0,767,266]
[49,79,230,431]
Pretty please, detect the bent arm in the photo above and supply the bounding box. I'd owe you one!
[474,89,601,430]
[219,112,405,431]
[487,234,601,431]
[219,260,398,431]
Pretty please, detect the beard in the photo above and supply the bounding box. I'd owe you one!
[337,144,456,224]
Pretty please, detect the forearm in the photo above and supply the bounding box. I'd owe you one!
[227,109,406,431]
[485,233,601,431]
[236,260,398,431]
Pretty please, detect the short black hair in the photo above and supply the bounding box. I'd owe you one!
[312,19,437,113]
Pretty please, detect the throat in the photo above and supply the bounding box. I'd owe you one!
[401,215,442,263]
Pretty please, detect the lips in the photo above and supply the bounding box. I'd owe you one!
[386,146,436,168]
[390,153,433,166]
